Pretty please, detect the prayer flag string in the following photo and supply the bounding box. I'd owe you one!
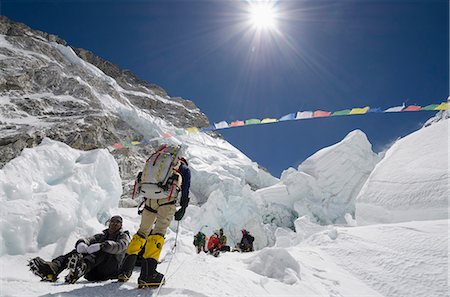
[109,100,449,151]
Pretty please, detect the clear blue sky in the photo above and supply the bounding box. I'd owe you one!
[2,0,448,177]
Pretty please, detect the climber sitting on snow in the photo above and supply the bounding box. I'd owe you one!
[193,231,207,253]
[207,231,221,256]
[28,215,130,284]
[207,229,230,256]
[218,228,231,252]
[235,229,254,252]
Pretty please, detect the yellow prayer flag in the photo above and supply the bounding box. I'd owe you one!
[349,106,370,115]
[186,127,199,133]
[435,102,449,110]
[261,118,278,124]
[131,141,141,145]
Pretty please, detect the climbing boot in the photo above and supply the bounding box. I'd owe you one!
[137,258,165,288]
[28,257,59,282]
[64,253,87,284]
[117,254,138,282]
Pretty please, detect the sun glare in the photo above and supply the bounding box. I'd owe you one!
[249,2,277,31]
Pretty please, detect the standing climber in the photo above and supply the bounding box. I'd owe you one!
[118,144,191,288]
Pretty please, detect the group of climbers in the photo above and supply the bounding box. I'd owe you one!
[28,143,255,290]
[193,228,255,256]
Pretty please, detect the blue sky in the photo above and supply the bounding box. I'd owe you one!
[2,0,448,177]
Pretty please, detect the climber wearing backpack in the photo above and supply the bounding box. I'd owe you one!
[28,215,130,284]
[118,144,191,288]
[235,229,254,252]
[193,231,207,253]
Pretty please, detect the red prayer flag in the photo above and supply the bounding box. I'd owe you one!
[403,105,422,111]
[313,110,332,117]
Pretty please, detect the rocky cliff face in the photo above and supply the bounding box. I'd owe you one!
[0,16,210,200]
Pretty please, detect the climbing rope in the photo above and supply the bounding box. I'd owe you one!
[154,221,180,297]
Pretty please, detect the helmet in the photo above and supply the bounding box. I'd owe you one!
[241,229,247,235]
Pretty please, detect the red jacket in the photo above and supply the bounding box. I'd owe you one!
[207,234,221,251]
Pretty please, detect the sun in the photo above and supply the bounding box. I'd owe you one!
[248,2,278,31]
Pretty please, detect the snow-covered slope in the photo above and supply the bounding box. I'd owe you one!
[356,118,449,224]
[1,207,447,297]
[0,16,210,198]
[255,130,378,225]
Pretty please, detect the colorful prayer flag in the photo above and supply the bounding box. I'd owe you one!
[350,106,369,115]
[175,129,186,135]
[313,110,332,117]
[296,111,313,119]
[113,143,123,149]
[384,105,405,112]
[161,132,173,138]
[403,105,422,111]
[369,107,382,113]
[261,118,278,124]
[332,109,351,116]
[186,127,199,133]
[200,125,215,132]
[245,119,261,125]
[435,102,449,110]
[214,121,229,129]
[230,121,245,127]
[278,113,296,121]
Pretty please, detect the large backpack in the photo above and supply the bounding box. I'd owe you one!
[139,144,183,200]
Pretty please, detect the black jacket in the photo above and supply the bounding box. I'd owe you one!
[179,163,191,207]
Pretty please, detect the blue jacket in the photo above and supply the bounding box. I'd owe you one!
[179,163,191,207]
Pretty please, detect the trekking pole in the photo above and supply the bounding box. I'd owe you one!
[173,220,180,251]
[154,221,180,297]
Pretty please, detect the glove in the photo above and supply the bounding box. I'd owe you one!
[76,242,89,254]
[101,240,114,251]
[87,243,102,254]
[174,206,186,221]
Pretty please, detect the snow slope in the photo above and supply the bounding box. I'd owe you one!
[255,130,378,225]
[1,207,447,297]
[356,118,449,224]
